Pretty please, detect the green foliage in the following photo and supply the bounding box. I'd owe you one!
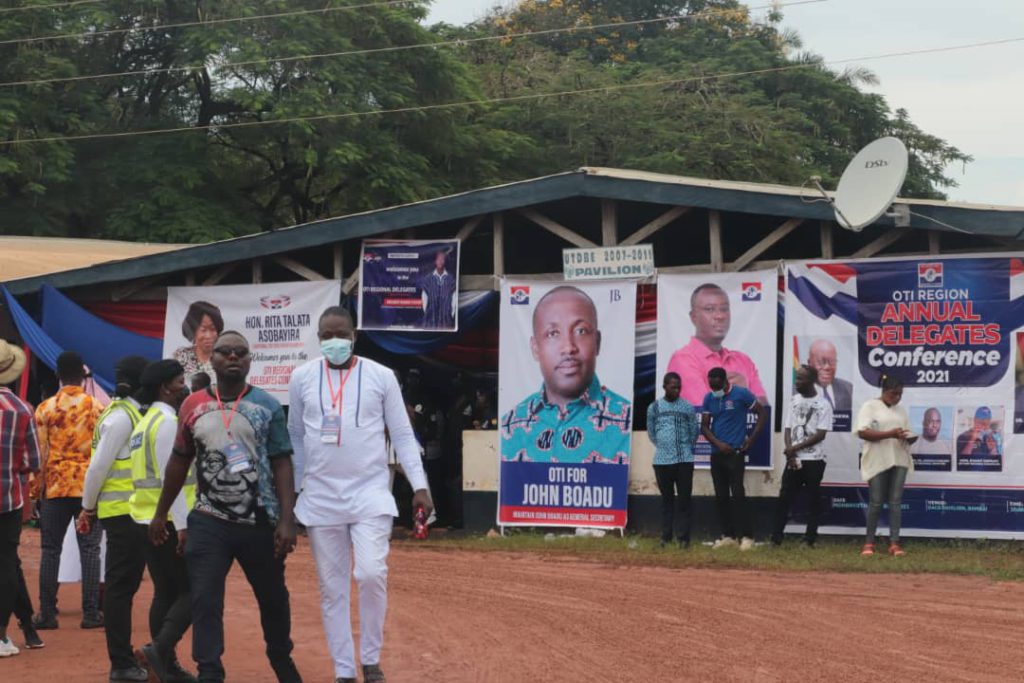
[0,0,971,243]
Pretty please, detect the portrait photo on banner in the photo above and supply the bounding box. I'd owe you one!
[163,281,341,404]
[357,239,461,332]
[496,280,636,529]
[655,271,778,469]
[791,334,856,432]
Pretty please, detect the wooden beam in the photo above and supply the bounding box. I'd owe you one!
[185,272,196,286]
[342,264,361,295]
[518,208,597,249]
[493,212,505,277]
[728,218,803,272]
[820,221,834,259]
[708,210,723,273]
[202,262,237,286]
[456,215,484,241]
[462,275,499,290]
[333,244,343,280]
[601,199,617,246]
[621,206,690,246]
[112,274,164,302]
[274,256,327,281]
[252,259,263,284]
[850,227,911,259]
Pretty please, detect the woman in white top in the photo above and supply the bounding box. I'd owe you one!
[855,375,916,557]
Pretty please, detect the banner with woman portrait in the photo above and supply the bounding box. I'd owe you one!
[163,281,340,404]
[786,256,1024,538]
[655,271,778,469]
[497,280,636,529]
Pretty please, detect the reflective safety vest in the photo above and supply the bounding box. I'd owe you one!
[94,399,144,520]
[128,409,196,524]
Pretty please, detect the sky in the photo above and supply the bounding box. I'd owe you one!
[425,0,1024,207]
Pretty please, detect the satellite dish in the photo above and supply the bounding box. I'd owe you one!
[832,136,909,232]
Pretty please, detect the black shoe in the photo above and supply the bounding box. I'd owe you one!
[335,679,357,683]
[19,621,44,649]
[109,665,149,682]
[32,613,58,630]
[269,656,302,683]
[141,643,170,682]
[363,663,386,682]
[81,613,104,629]
[166,659,198,683]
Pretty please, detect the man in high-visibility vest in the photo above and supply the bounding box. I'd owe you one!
[79,355,151,682]
[130,360,195,683]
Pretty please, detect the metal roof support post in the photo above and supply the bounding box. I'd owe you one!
[709,210,723,273]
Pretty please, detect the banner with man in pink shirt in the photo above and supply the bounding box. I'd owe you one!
[656,272,778,469]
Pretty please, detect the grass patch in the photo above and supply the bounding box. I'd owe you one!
[411,532,1024,582]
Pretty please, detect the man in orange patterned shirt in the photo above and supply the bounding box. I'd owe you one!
[33,351,104,630]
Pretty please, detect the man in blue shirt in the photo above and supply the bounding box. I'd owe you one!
[647,372,699,547]
[701,366,767,550]
[501,286,632,464]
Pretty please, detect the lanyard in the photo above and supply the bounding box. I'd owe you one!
[215,385,249,438]
[324,358,357,413]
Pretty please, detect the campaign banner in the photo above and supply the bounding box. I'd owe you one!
[358,239,460,331]
[498,280,636,529]
[163,281,340,405]
[785,256,1024,538]
[655,272,778,469]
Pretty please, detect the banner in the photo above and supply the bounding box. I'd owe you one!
[358,239,461,331]
[786,256,1024,538]
[655,272,778,469]
[163,281,340,404]
[498,280,636,528]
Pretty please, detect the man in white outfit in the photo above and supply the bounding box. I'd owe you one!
[288,306,432,683]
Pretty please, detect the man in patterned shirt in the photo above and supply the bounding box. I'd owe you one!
[646,372,699,548]
[33,351,104,630]
[501,286,632,464]
[419,249,457,330]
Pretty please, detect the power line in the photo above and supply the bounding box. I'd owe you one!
[3,35,1019,148]
[0,0,101,15]
[0,0,422,47]
[0,0,827,89]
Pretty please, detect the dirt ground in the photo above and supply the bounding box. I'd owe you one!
[4,528,1022,682]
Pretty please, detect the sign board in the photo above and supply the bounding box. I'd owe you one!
[563,245,654,281]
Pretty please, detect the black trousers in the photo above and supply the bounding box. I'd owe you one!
[39,496,102,618]
[1,508,34,630]
[710,451,753,539]
[100,514,147,670]
[653,463,694,543]
[771,460,827,545]
[144,521,192,663]
[185,511,300,683]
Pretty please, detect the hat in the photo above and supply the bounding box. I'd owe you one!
[0,341,27,386]
[974,406,992,420]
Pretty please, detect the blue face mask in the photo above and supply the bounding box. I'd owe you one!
[711,389,725,398]
[321,338,353,365]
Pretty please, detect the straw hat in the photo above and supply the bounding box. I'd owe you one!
[0,341,27,385]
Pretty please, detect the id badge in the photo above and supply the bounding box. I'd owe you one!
[320,414,342,444]
[223,441,253,474]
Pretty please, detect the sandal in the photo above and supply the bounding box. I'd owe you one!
[888,543,905,556]
[860,543,875,556]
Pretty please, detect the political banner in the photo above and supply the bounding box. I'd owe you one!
[498,280,636,529]
[785,256,1024,538]
[163,281,340,405]
[358,239,460,331]
[655,272,778,469]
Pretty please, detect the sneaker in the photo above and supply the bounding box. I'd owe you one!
[363,664,387,683]
[81,613,105,629]
[32,613,58,630]
[739,537,755,551]
[19,621,44,649]
[0,637,20,657]
[109,665,149,682]
[861,543,875,556]
[888,543,906,557]
[712,536,738,549]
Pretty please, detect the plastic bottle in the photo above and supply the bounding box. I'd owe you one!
[413,506,429,540]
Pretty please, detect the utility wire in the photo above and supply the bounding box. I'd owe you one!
[2,35,1019,148]
[0,0,827,89]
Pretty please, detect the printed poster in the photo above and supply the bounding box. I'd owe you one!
[358,239,460,331]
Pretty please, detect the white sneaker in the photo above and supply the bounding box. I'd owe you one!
[739,537,756,551]
[0,637,20,657]
[712,536,738,549]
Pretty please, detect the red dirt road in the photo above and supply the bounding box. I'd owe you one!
[4,529,1022,682]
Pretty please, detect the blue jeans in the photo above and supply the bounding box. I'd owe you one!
[866,466,909,544]
[184,511,301,683]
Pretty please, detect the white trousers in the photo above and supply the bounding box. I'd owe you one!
[307,515,393,678]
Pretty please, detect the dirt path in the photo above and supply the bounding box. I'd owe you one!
[5,529,1022,682]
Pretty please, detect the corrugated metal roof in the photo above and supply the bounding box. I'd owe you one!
[0,236,186,280]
